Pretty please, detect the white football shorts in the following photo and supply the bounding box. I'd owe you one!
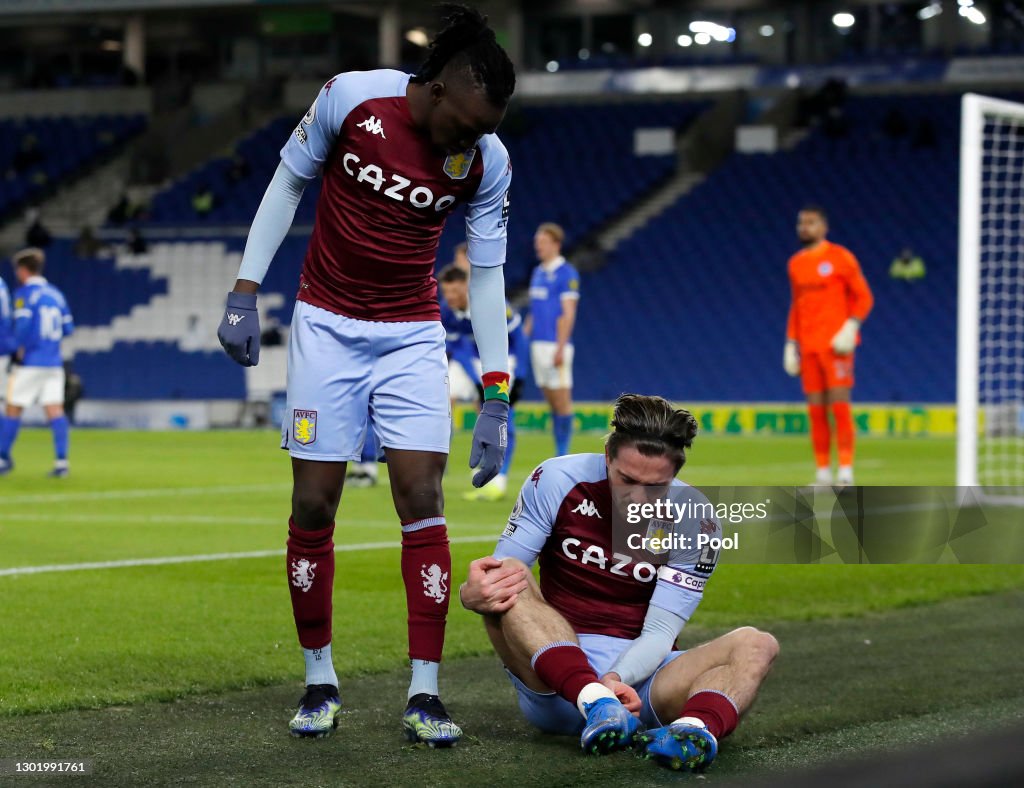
[8,365,65,408]
[530,340,573,390]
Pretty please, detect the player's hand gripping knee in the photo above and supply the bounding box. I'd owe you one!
[459,557,528,614]
[217,291,261,366]
[470,399,508,487]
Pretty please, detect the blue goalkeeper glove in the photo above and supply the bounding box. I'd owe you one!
[470,399,509,487]
[217,291,261,366]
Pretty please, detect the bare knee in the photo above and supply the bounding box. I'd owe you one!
[730,626,780,673]
[291,486,339,530]
[389,467,444,521]
[499,558,541,601]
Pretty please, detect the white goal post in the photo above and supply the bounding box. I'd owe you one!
[957,93,1024,502]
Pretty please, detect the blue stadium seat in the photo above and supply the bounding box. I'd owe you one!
[0,113,146,219]
[571,92,1024,404]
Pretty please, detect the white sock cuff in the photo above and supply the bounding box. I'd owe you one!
[688,688,740,715]
[576,682,616,717]
[401,516,446,533]
[303,644,338,688]
[528,640,580,671]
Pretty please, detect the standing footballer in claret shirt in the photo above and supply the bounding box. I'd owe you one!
[216,5,515,746]
[783,206,874,486]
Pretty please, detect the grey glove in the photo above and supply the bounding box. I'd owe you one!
[217,291,261,367]
[470,399,509,487]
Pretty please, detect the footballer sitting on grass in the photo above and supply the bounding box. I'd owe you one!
[460,394,778,771]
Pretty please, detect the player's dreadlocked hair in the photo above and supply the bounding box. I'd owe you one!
[606,394,699,472]
[411,4,516,107]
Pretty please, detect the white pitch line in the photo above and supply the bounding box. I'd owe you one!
[0,460,891,507]
[0,483,292,506]
[1,512,284,526]
[0,534,498,577]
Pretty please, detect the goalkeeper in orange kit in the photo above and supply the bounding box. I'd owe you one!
[783,206,874,486]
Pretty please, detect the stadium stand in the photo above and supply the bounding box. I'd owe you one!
[0,114,146,220]
[145,99,711,288]
[54,239,289,400]
[572,91,991,404]
[7,92,990,406]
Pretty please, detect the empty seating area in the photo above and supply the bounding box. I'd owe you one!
[74,342,245,399]
[572,91,975,404]
[41,241,167,327]
[11,91,994,405]
[145,99,710,288]
[0,114,146,219]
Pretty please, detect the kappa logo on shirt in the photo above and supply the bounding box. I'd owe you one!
[357,115,386,139]
[571,499,602,518]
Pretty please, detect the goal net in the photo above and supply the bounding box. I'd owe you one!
[957,93,1024,503]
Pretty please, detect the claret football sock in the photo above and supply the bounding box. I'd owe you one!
[401,518,450,664]
[808,404,831,470]
[286,518,335,650]
[531,642,613,715]
[675,690,739,740]
[303,643,339,689]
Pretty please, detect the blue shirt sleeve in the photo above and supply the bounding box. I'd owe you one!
[559,264,581,301]
[0,282,12,354]
[12,289,33,347]
[506,305,526,361]
[60,291,74,337]
[280,70,406,181]
[465,134,511,269]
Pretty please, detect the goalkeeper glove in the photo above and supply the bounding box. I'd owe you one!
[217,291,261,366]
[831,318,860,355]
[783,341,801,377]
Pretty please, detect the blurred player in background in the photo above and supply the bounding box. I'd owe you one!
[216,5,515,745]
[0,248,74,478]
[460,394,778,771]
[452,240,470,273]
[438,263,526,501]
[526,223,579,456]
[783,206,874,486]
[0,270,13,404]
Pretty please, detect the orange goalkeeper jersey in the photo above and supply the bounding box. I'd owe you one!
[786,240,873,352]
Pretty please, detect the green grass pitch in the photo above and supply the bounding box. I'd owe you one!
[1,427,1022,785]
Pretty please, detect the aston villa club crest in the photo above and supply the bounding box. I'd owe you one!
[293,409,317,446]
[645,520,673,555]
[443,148,476,180]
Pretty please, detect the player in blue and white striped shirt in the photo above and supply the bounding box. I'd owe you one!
[0,248,74,478]
[526,223,579,456]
